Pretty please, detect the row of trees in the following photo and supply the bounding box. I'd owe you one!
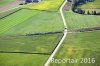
[19,0,39,5]
[73,8,85,14]
[72,0,100,15]
[87,10,100,15]
[25,0,39,3]
[74,0,94,6]
[73,8,100,15]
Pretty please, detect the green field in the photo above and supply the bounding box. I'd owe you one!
[0,7,63,66]
[0,33,63,53]
[0,9,64,36]
[0,8,21,19]
[64,11,100,29]
[0,0,14,7]
[0,33,63,66]
[0,0,100,66]
[0,53,49,66]
[0,0,65,65]
[78,0,100,9]
[49,2,100,65]
[50,31,100,66]
[22,0,64,11]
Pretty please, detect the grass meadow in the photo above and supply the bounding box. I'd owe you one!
[49,2,100,65]
[0,53,49,66]
[64,11,100,29]
[0,0,65,65]
[0,33,63,66]
[0,0,100,66]
[78,0,100,9]
[0,9,64,36]
[0,33,63,53]
[0,8,21,19]
[50,31,100,66]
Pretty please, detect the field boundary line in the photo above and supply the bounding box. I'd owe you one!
[0,51,50,55]
[44,0,68,66]
[0,31,63,38]
[0,8,22,20]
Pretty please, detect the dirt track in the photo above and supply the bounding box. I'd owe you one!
[64,2,72,11]
[0,0,22,12]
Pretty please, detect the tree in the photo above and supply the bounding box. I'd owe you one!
[91,11,94,15]
[25,0,32,3]
[93,10,97,15]
[87,10,90,15]
[82,10,85,14]
[33,0,39,2]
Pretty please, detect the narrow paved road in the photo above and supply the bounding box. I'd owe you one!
[44,0,68,66]
[0,0,21,12]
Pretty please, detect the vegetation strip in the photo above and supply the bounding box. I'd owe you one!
[22,8,59,12]
[0,51,50,55]
[68,27,100,32]
[20,31,63,36]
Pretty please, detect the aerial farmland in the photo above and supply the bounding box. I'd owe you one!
[0,0,100,66]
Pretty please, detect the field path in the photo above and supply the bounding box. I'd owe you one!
[0,0,21,12]
[44,0,68,66]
